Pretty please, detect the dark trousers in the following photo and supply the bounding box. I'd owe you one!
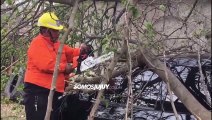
[24,83,63,120]
[59,94,93,120]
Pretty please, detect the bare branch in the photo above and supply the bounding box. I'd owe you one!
[163,51,180,120]
[183,0,199,23]
[44,0,80,119]
[197,44,211,106]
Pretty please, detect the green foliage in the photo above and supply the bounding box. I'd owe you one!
[121,0,139,18]
[101,95,109,108]
[159,4,166,11]
[1,35,27,92]
[102,35,110,53]
[65,31,83,46]
[102,34,117,54]
[192,29,209,39]
[129,5,139,18]
[1,74,9,91]
[1,99,26,119]
[6,0,12,5]
[144,21,156,40]
[121,0,127,5]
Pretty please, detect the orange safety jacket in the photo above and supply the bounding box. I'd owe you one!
[24,34,80,93]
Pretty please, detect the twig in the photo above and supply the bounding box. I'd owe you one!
[197,44,211,106]
[183,0,199,23]
[124,1,131,118]
[163,51,180,120]
[1,54,27,75]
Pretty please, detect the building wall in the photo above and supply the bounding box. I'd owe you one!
[113,0,211,54]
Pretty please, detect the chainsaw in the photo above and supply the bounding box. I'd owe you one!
[73,43,114,75]
[64,51,114,99]
[80,52,114,72]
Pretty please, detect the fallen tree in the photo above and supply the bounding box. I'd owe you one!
[65,45,211,120]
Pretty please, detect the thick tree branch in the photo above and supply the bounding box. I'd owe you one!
[44,0,79,120]
[123,0,135,119]
[197,45,211,106]
[163,51,180,120]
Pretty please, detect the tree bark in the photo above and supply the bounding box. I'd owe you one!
[44,0,79,120]
[123,0,136,119]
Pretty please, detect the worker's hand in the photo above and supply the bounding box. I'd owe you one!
[80,43,89,55]
[80,43,94,60]
[64,63,74,74]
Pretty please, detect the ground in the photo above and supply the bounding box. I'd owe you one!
[1,98,25,120]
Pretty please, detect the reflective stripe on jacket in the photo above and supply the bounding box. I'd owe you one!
[24,34,80,93]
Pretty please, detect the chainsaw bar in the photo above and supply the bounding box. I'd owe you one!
[80,52,114,72]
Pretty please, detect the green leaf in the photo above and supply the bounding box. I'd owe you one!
[102,37,109,45]
[105,100,109,108]
[121,0,127,5]
[129,6,139,18]
[101,97,109,108]
[110,48,117,52]
[144,22,153,31]
[159,4,166,11]
[17,84,24,92]
[192,29,202,38]
[144,21,155,40]
[6,0,12,5]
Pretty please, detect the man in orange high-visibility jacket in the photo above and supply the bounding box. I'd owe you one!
[23,12,88,120]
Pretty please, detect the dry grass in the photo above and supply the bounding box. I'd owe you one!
[1,98,26,120]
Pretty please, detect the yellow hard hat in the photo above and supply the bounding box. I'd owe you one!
[37,12,63,30]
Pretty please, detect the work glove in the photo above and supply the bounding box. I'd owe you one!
[76,44,94,74]
[80,43,94,60]
[64,63,74,74]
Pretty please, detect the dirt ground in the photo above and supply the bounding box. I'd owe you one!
[1,103,26,120]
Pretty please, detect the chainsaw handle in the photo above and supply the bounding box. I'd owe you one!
[76,44,94,74]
